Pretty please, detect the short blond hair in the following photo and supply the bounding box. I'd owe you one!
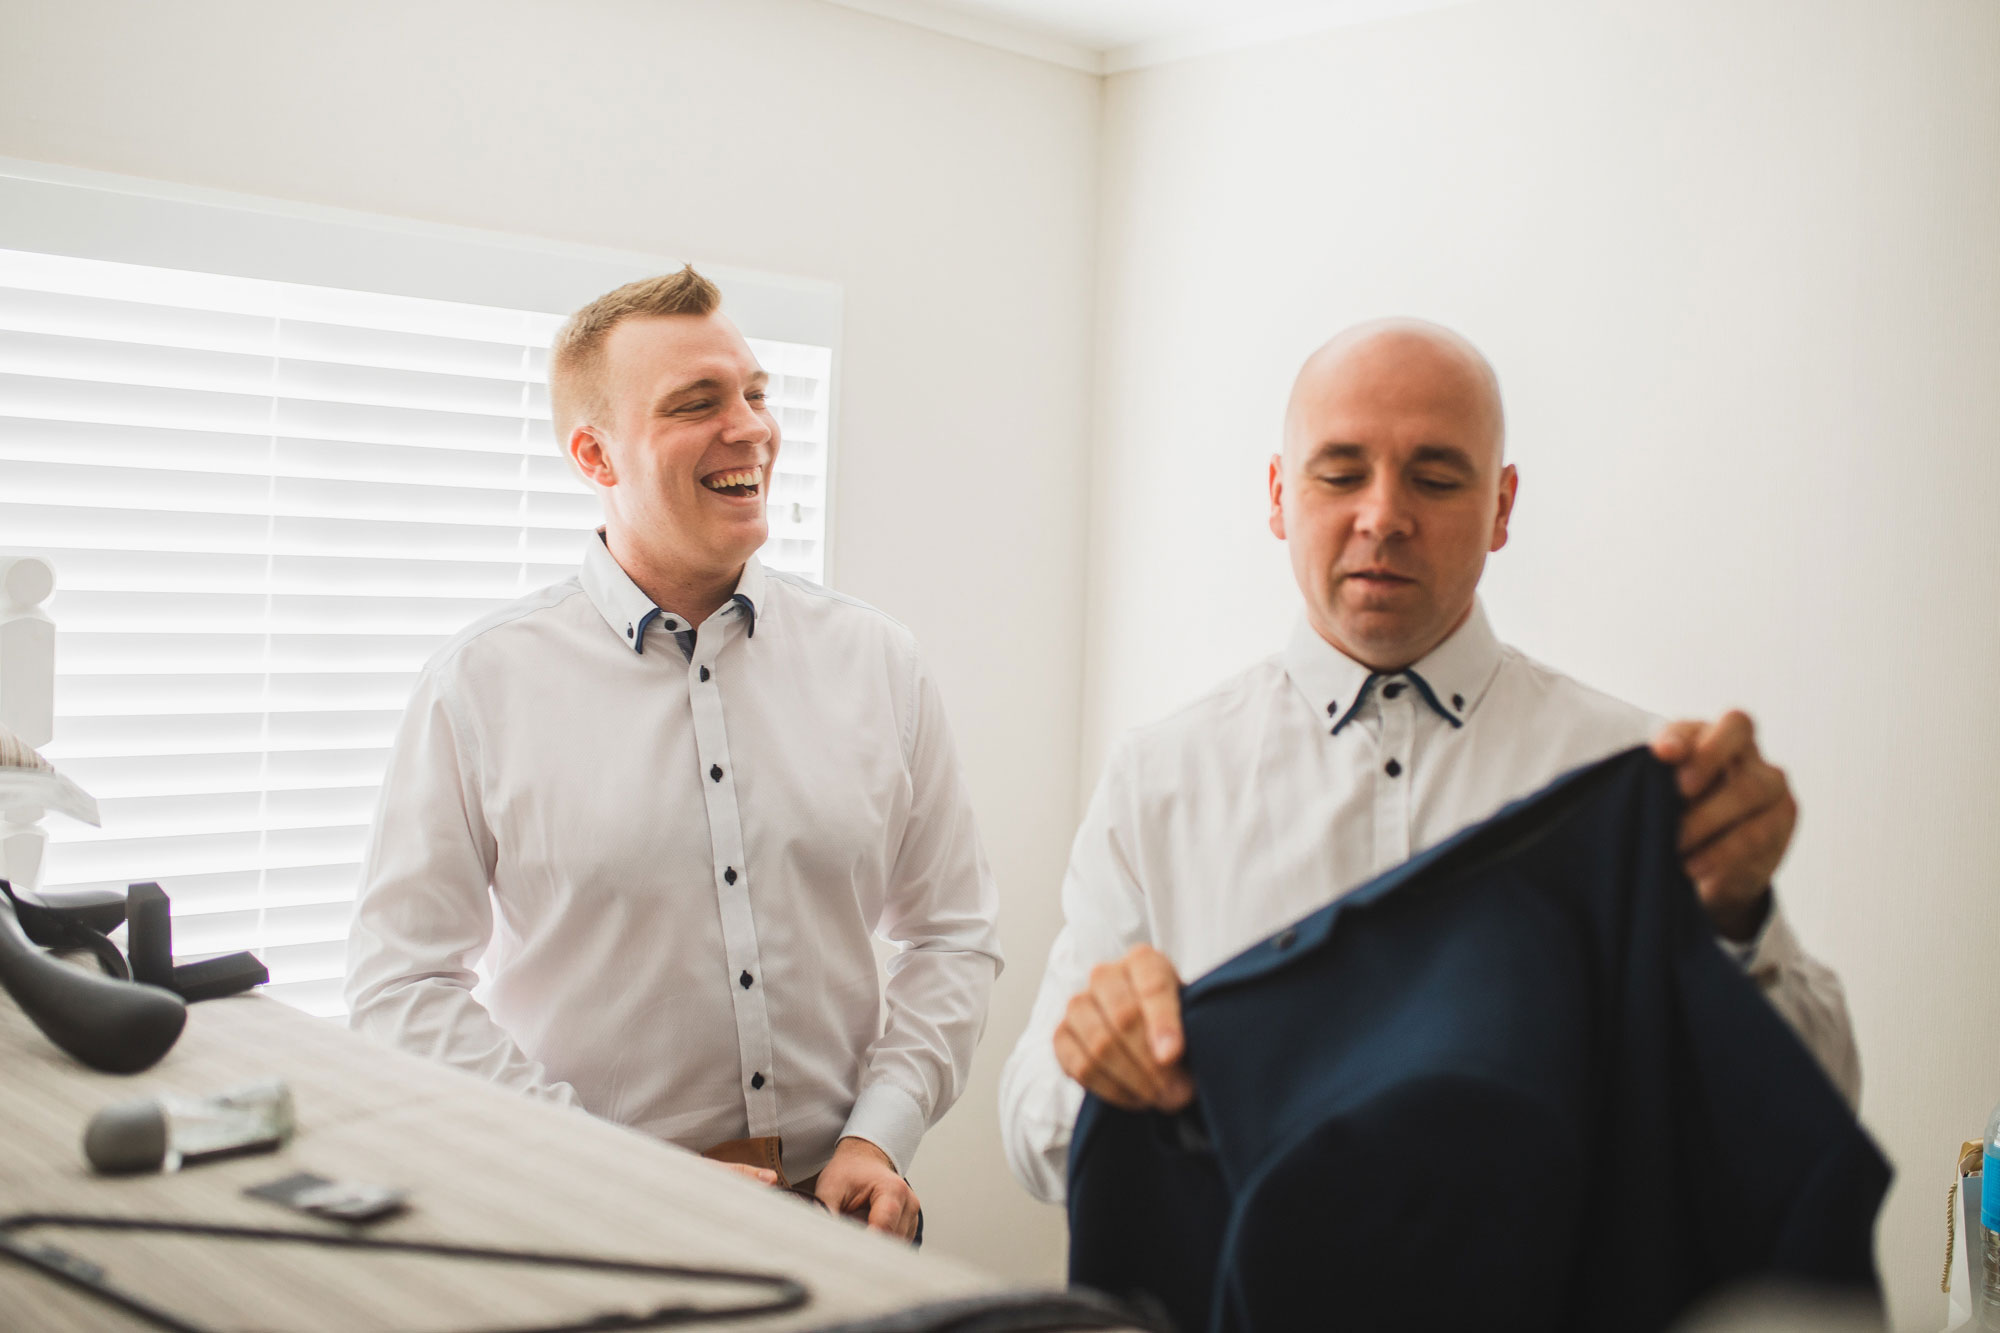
[549,265,721,445]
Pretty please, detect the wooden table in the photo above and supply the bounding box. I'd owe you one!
[0,988,1018,1332]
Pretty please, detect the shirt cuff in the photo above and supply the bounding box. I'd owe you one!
[840,1082,928,1176]
[1715,889,1780,970]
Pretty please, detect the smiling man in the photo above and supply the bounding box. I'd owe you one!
[346,268,1002,1237]
[997,318,1859,1203]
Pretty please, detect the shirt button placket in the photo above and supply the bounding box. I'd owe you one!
[1374,677,1416,870]
[689,630,776,1138]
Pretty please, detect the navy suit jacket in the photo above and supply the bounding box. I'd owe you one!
[1066,748,1887,1333]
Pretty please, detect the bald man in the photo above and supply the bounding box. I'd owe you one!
[997,319,1859,1204]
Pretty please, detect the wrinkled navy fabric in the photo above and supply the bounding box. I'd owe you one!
[1066,748,1887,1333]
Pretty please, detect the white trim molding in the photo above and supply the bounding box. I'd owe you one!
[0,158,843,349]
[1104,0,1479,73]
[815,0,1481,75]
[816,0,1105,73]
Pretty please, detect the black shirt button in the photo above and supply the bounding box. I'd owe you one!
[1326,700,1339,717]
[1385,759,1403,778]
[625,624,634,639]
[1274,928,1298,950]
[740,971,753,989]
[710,765,723,782]
[1382,682,1405,699]
[1452,693,1465,710]
[699,666,711,682]
[662,619,677,631]
[723,866,737,885]
[750,1072,765,1090]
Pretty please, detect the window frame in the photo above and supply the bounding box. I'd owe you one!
[0,158,844,582]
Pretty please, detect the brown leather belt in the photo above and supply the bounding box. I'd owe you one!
[701,1135,826,1207]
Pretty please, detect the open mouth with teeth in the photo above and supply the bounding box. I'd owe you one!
[701,464,764,498]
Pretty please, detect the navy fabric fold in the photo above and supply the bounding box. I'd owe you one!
[1066,747,1887,1333]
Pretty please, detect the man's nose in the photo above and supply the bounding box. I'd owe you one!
[1353,478,1415,540]
[721,393,773,446]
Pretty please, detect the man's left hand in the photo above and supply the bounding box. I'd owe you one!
[1650,710,1796,942]
[814,1136,920,1240]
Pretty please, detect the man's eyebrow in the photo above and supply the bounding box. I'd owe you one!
[656,371,769,411]
[1304,442,1368,466]
[656,377,724,408]
[1410,443,1478,473]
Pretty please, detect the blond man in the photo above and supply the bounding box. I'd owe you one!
[348,269,1002,1236]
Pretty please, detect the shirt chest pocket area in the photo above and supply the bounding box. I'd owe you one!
[480,716,724,918]
[735,720,914,911]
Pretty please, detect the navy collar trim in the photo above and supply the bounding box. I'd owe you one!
[1285,599,1504,736]
[581,531,764,656]
[1329,666,1463,735]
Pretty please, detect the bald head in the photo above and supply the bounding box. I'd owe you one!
[1284,318,1505,468]
[1269,317,1518,672]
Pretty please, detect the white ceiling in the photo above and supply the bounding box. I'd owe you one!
[821,0,1479,73]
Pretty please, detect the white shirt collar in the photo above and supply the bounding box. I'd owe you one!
[1282,597,1505,733]
[579,530,766,655]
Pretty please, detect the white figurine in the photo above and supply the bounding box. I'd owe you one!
[0,555,56,748]
[0,556,98,893]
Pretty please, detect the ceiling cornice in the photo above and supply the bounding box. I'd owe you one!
[815,0,1477,76]
[817,0,1105,73]
[1102,0,1475,73]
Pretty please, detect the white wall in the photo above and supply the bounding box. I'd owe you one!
[1084,0,1999,1327]
[0,0,1094,1283]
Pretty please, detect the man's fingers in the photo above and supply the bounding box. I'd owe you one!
[1649,718,1703,765]
[713,1161,779,1186]
[1054,946,1193,1113]
[1076,968,1186,1102]
[1053,1022,1150,1109]
[1063,990,1138,1092]
[1691,709,1754,768]
[813,1172,851,1214]
[1678,760,1786,856]
[896,1181,923,1240]
[1087,963,1175,1101]
[1676,710,1754,799]
[865,1186,906,1236]
[1127,948,1186,1064]
[1686,796,1794,887]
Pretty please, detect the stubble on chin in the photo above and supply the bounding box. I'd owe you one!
[1323,596,1442,671]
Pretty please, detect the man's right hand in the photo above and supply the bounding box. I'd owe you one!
[1052,944,1194,1112]
[709,1161,780,1187]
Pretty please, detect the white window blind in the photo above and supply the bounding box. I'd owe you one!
[0,246,835,1017]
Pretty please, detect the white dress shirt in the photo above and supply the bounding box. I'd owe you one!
[346,536,1003,1180]
[999,601,1859,1204]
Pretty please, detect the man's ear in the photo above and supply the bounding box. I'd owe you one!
[1268,454,1287,541]
[569,425,616,487]
[1490,463,1518,553]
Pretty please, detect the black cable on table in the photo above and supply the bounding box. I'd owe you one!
[0,1213,810,1333]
